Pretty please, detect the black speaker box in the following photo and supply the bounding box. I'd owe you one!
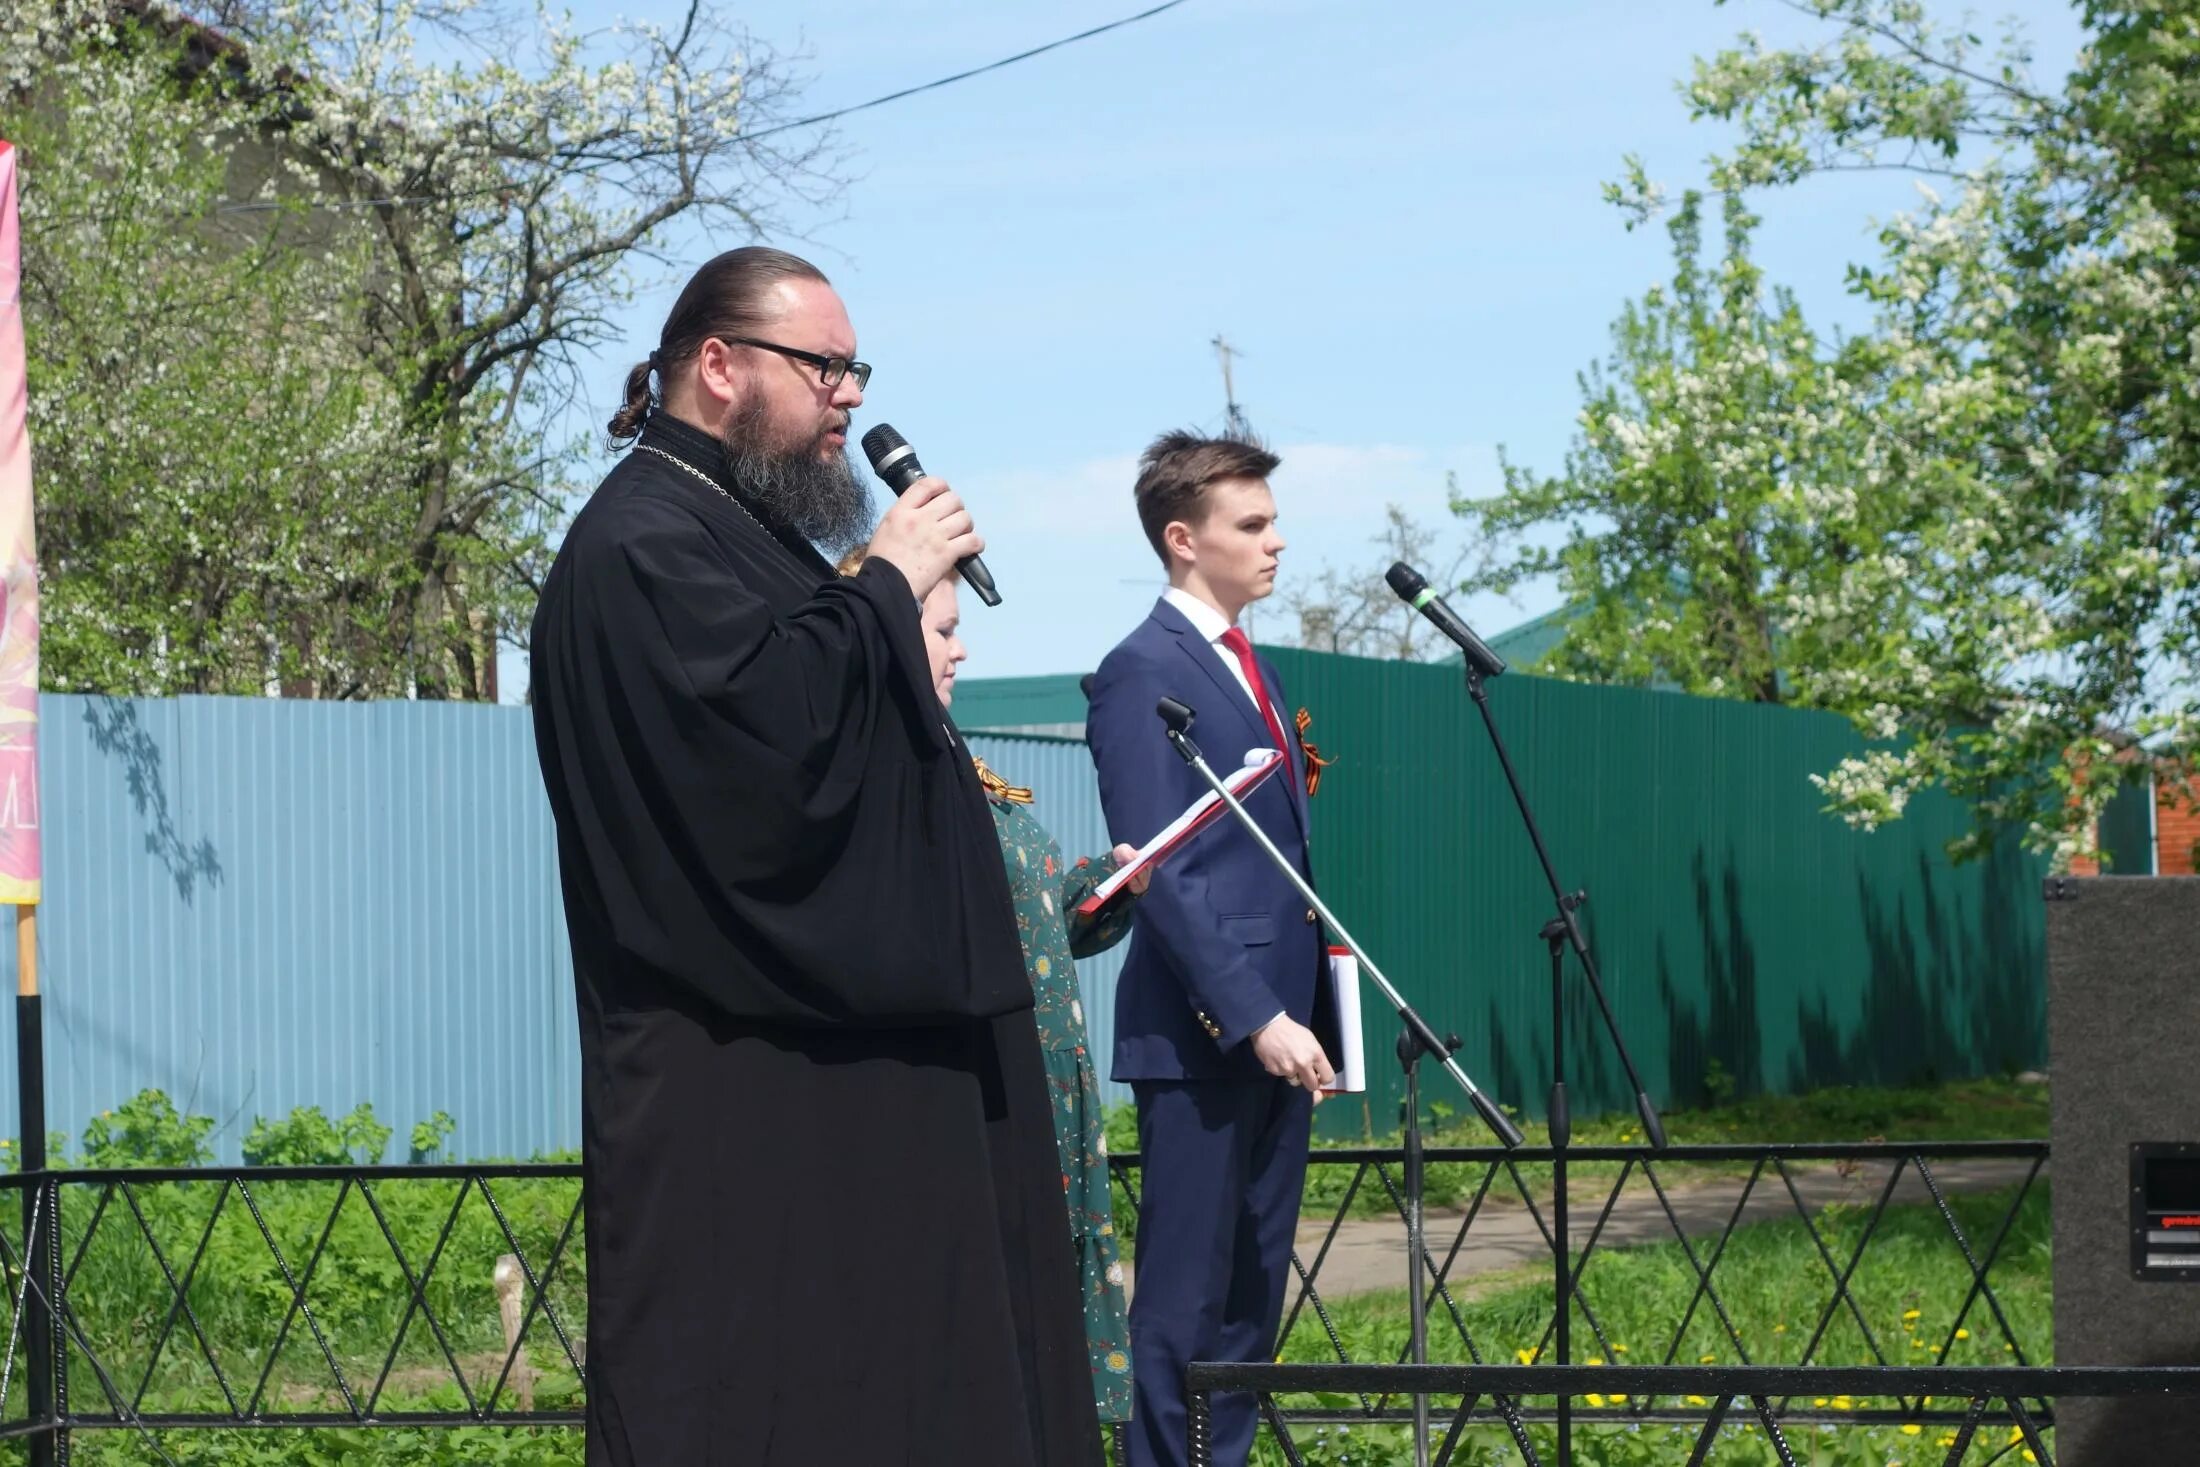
[2048,876,2200,1460]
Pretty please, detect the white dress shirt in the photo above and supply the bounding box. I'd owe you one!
[1163,586,1265,718]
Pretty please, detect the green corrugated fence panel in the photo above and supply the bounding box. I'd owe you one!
[952,674,1092,734]
[1263,649,2048,1139]
[2098,775,2156,875]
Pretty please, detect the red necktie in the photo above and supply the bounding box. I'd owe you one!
[1219,626,1290,756]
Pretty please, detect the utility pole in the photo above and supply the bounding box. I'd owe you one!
[1211,334,1259,638]
[1212,333,1251,437]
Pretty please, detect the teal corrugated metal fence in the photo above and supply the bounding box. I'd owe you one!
[1,694,573,1162]
[0,700,1132,1160]
[0,665,2051,1160]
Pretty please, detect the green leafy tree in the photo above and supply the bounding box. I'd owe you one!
[1473,0,2200,864]
[6,0,827,697]
[7,4,418,695]
[1461,190,1876,705]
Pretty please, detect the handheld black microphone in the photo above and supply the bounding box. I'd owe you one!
[1385,563,1505,679]
[860,424,1001,607]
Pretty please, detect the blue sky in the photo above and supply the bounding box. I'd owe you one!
[519,0,2087,696]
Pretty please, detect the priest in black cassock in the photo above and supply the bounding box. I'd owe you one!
[530,246,1102,1467]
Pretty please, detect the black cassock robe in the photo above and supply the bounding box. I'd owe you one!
[530,413,1101,1467]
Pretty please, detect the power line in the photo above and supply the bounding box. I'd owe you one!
[215,0,1196,215]
[733,0,1194,145]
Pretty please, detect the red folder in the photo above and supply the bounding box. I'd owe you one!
[1076,749,1287,917]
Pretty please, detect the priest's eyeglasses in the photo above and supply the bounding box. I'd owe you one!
[719,336,872,391]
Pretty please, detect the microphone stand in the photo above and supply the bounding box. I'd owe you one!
[1456,661,1669,1467]
[1153,700,1525,1467]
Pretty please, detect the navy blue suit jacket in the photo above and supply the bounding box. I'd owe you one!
[1087,598,1330,1081]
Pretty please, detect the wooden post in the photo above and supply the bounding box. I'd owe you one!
[16,901,32,997]
[493,1254,535,1412]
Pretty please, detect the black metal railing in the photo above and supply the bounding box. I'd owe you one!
[0,1162,585,1462]
[0,1141,2066,1461]
[1184,1362,2200,1467]
[1121,1142,2053,1390]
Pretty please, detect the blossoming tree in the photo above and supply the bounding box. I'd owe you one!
[6,0,826,698]
[1463,0,2198,865]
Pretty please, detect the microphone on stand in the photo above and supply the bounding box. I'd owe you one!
[861,424,1002,606]
[1385,563,1503,678]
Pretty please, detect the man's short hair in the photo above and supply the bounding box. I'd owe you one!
[1133,429,1281,565]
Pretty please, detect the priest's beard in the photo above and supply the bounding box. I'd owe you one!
[720,396,876,559]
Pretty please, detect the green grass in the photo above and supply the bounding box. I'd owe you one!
[10,1173,589,1466]
[1279,1185,2050,1367]
[67,1423,586,1466]
[1254,1184,2053,1466]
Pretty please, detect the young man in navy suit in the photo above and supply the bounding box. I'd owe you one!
[1086,430,1335,1467]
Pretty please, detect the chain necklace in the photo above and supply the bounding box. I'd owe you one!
[630,439,839,584]
[632,442,774,538]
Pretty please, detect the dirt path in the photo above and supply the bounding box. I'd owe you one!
[1124,1157,2043,1300]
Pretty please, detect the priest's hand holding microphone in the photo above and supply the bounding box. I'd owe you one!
[860,424,1002,605]
[858,471,983,603]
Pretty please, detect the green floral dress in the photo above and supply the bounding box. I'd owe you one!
[981,778,1137,1424]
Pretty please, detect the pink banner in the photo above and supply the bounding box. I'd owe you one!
[0,141,41,904]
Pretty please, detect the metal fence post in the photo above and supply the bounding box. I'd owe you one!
[16,980,52,1467]
[1185,1381,1212,1467]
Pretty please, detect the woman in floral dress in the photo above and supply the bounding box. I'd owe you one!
[843,553,1140,1422]
[972,751,1141,1424]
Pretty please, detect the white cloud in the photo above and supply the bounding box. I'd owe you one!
[1266,440,1494,556]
